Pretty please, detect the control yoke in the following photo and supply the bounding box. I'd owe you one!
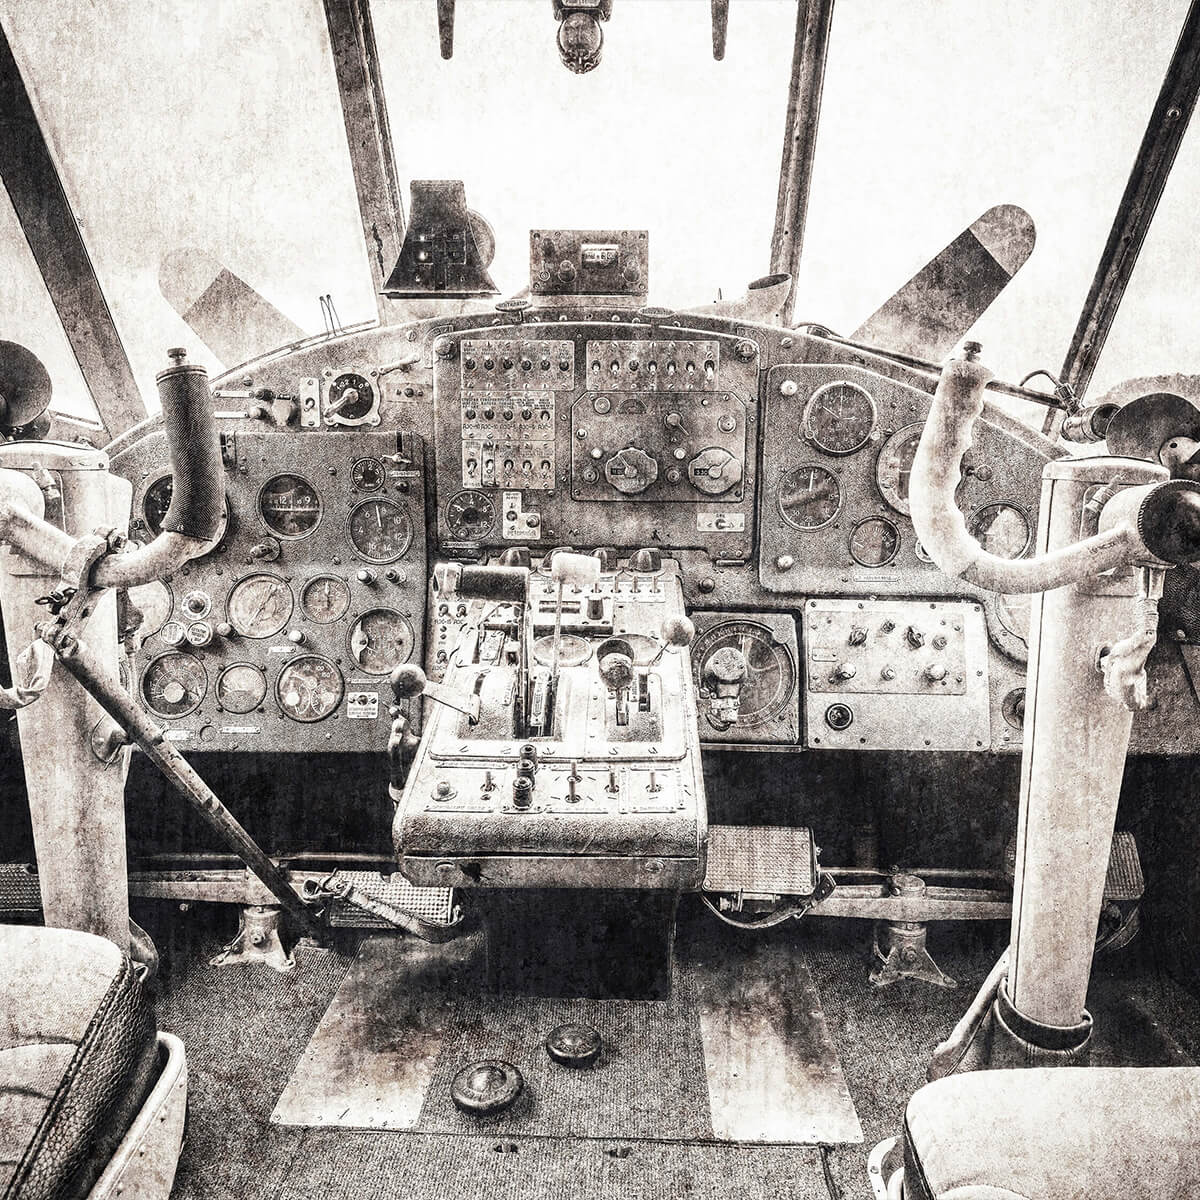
[0,348,224,589]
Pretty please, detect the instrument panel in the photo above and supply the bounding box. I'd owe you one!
[111,428,426,753]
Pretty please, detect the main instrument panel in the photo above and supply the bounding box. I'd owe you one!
[110,429,426,753]
[97,252,1198,759]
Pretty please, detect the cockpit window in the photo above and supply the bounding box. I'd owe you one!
[0,0,1194,423]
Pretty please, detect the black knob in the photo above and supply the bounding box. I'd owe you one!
[390,663,427,700]
[1138,479,1200,564]
[512,776,534,809]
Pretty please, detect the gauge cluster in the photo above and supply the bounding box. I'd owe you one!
[758,364,1044,598]
[113,428,426,753]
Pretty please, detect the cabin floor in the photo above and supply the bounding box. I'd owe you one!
[136,899,1200,1200]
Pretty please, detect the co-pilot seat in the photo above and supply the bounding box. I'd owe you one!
[900,1067,1200,1200]
[0,925,186,1200]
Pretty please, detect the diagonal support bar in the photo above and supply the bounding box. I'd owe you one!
[1061,1,1200,401]
[0,20,144,439]
[322,0,406,323]
[769,0,835,327]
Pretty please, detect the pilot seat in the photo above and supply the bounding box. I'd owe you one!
[0,925,187,1200]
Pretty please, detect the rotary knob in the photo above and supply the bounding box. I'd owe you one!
[629,547,662,573]
[924,663,948,682]
[604,446,658,495]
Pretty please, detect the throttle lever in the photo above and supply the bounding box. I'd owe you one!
[390,662,481,721]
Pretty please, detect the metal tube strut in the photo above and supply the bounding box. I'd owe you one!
[0,20,144,439]
[769,0,835,326]
[1060,1,1200,402]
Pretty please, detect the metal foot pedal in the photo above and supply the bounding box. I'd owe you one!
[703,825,816,898]
[1104,831,1144,901]
[0,863,41,915]
[326,870,455,929]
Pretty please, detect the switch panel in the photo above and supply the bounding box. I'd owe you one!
[802,599,990,750]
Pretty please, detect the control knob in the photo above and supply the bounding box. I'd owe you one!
[629,547,662,573]
[605,446,658,495]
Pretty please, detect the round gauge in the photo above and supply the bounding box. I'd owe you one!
[875,422,925,515]
[258,474,321,538]
[349,609,414,676]
[326,372,375,423]
[275,655,344,722]
[969,503,1032,559]
[348,499,413,564]
[987,591,1033,664]
[692,620,796,729]
[125,580,171,639]
[141,652,206,718]
[445,490,496,540]
[802,381,877,455]
[301,575,351,624]
[216,664,267,714]
[777,465,842,530]
[226,574,293,638]
[142,475,229,542]
[848,516,901,567]
[351,457,386,491]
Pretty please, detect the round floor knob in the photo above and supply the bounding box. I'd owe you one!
[450,1060,524,1115]
[545,1023,602,1067]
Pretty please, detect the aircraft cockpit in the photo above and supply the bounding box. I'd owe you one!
[3,3,1200,1198]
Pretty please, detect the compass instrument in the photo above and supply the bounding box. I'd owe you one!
[276,655,344,722]
[258,474,321,538]
[802,381,877,454]
[777,464,841,530]
[348,498,413,563]
[693,619,796,731]
[226,574,293,639]
[140,652,207,718]
[349,609,415,675]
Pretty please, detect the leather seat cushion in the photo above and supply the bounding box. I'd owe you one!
[904,1067,1200,1200]
[0,925,159,1200]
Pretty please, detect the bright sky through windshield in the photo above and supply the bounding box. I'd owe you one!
[0,0,1195,421]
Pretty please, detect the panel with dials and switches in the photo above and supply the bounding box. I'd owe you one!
[431,323,760,559]
[801,598,991,751]
[112,428,426,753]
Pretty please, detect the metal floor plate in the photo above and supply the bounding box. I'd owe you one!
[271,932,485,1131]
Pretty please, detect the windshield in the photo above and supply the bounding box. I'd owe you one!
[0,0,1193,421]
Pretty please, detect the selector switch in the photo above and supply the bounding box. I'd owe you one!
[605,445,658,495]
[687,446,741,496]
[905,626,925,649]
[848,625,868,646]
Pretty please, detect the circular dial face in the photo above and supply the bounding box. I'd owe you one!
[142,475,229,541]
[969,503,1032,559]
[351,456,386,491]
[301,575,351,624]
[141,652,206,718]
[126,580,171,639]
[777,464,842,530]
[327,372,375,422]
[349,499,413,564]
[693,620,796,729]
[445,490,496,540]
[349,608,414,675]
[276,655,343,722]
[226,574,293,638]
[258,474,321,538]
[875,423,924,515]
[848,516,901,566]
[216,664,267,714]
[802,381,877,454]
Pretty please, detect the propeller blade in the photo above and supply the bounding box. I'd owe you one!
[851,203,1035,360]
[159,248,306,370]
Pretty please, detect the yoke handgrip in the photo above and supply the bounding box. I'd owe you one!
[156,349,223,542]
